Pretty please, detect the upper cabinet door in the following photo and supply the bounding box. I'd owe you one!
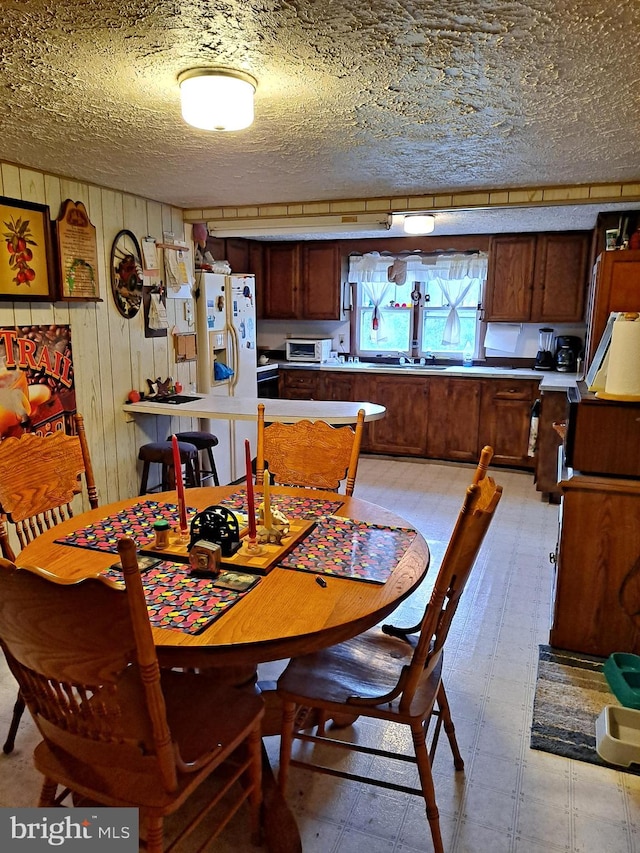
[263,243,300,319]
[484,235,536,321]
[531,232,590,323]
[301,242,341,320]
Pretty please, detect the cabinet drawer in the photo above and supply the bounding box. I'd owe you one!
[282,372,318,389]
[488,380,534,400]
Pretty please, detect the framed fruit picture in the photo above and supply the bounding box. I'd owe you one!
[0,196,57,301]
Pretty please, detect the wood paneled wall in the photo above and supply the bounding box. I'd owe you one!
[0,161,200,524]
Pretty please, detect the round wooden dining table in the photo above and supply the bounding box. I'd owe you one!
[17,484,430,671]
[17,484,429,852]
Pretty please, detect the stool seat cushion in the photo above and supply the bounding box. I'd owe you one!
[173,431,219,450]
[138,441,199,495]
[138,441,198,463]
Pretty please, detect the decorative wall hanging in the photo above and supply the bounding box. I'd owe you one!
[0,196,56,302]
[143,283,168,338]
[110,229,144,318]
[55,199,101,301]
[0,325,75,439]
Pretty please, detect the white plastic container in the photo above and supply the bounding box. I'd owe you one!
[595,705,640,767]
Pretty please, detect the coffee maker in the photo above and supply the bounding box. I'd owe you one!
[534,327,555,371]
[555,335,582,373]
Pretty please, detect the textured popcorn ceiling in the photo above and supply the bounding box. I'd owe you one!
[1,0,639,234]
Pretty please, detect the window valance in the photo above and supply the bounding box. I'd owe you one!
[348,251,488,284]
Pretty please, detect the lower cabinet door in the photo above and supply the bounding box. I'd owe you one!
[479,380,537,468]
[366,376,429,456]
[427,378,480,461]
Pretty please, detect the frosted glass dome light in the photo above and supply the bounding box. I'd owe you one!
[178,68,257,132]
[403,214,435,235]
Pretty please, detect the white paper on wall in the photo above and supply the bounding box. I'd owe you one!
[484,323,522,353]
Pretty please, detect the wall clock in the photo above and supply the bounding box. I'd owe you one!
[110,229,144,318]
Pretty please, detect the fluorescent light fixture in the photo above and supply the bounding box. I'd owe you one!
[403,214,435,235]
[178,67,257,131]
[206,213,392,238]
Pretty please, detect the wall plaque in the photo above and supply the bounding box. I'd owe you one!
[56,199,101,301]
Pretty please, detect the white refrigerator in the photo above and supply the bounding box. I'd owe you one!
[194,272,258,485]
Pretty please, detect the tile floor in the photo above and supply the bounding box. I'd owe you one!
[1,456,639,852]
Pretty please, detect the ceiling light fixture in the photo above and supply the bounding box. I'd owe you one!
[403,214,435,235]
[178,67,257,132]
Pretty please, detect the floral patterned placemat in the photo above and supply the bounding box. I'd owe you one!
[54,500,198,553]
[278,516,417,584]
[101,560,259,635]
[218,490,343,520]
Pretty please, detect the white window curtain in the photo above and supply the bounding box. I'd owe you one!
[348,253,395,343]
[349,251,487,346]
[419,254,487,345]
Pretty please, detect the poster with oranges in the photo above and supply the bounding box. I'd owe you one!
[0,325,76,440]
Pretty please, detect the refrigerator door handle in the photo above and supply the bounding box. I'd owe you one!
[227,318,240,395]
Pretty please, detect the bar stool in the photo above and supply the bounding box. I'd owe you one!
[172,431,220,486]
[138,440,199,496]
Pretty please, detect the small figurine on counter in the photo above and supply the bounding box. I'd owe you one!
[155,377,173,397]
[146,378,158,397]
[256,505,289,544]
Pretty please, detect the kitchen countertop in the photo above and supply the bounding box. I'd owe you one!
[276,361,581,391]
[123,394,386,424]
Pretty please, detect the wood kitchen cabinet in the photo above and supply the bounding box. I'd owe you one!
[260,241,342,320]
[479,379,537,468]
[224,238,250,273]
[585,249,640,367]
[531,232,590,322]
[550,473,640,656]
[262,243,300,319]
[278,369,322,400]
[534,389,567,502]
[485,232,590,323]
[322,370,357,401]
[550,391,640,655]
[485,235,537,322]
[279,368,538,466]
[427,378,481,461]
[365,375,430,456]
[301,242,341,320]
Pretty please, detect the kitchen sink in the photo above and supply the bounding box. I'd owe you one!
[405,364,447,370]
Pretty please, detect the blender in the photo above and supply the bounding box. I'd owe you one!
[534,327,555,371]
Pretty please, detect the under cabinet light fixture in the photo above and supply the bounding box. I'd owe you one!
[178,67,257,132]
[403,214,436,235]
[205,213,392,239]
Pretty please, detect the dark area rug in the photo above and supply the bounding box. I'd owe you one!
[531,644,640,775]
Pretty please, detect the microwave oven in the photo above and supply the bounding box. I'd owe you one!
[285,338,333,362]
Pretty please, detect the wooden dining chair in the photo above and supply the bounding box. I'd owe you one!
[276,450,502,853]
[0,536,264,852]
[255,403,366,496]
[0,412,98,754]
[380,445,496,642]
[0,413,98,561]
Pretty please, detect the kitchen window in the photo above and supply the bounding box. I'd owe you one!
[349,252,487,359]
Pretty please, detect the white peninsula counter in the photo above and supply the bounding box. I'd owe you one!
[123,394,386,424]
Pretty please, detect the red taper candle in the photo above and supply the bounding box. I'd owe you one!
[171,434,188,534]
[245,439,256,539]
